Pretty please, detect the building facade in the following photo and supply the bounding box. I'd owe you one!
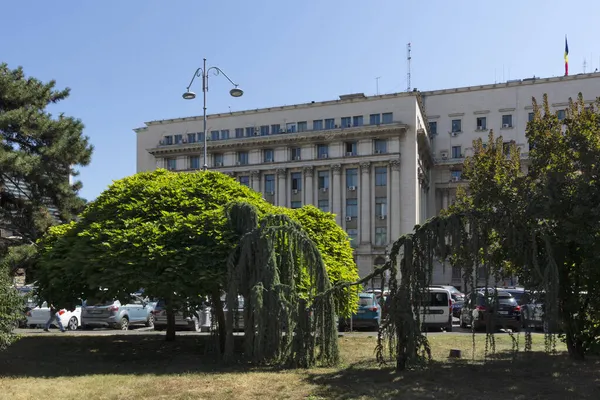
[135,72,600,287]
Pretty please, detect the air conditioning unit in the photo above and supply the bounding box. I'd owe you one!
[236,161,242,165]
[346,152,354,156]
[440,151,449,160]
[345,216,352,221]
[321,187,328,192]
[451,132,458,137]
[348,186,357,191]
[375,150,382,154]
[182,139,187,144]
[477,126,483,130]
[502,124,510,128]
[294,156,301,161]
[378,215,387,220]
[293,189,298,194]
[320,154,328,159]
[215,162,223,167]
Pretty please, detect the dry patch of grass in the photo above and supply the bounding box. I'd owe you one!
[0,333,598,400]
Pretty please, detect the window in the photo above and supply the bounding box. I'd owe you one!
[347,229,358,248]
[451,119,462,133]
[528,112,534,122]
[374,139,387,154]
[318,171,329,189]
[271,124,281,134]
[557,109,566,120]
[291,201,302,209]
[428,121,437,135]
[451,146,462,158]
[213,153,224,167]
[189,156,200,170]
[476,117,487,130]
[246,127,256,137]
[291,172,302,191]
[297,121,307,132]
[502,114,513,128]
[382,112,393,124]
[260,125,269,136]
[313,120,323,131]
[325,118,335,129]
[211,130,220,140]
[318,199,329,212]
[174,134,183,144]
[375,197,387,217]
[346,198,358,217]
[237,151,249,165]
[264,174,275,193]
[263,149,274,163]
[286,122,296,133]
[369,113,381,125]
[375,167,387,186]
[221,129,230,140]
[375,227,387,246]
[451,170,462,181]
[163,135,173,145]
[187,133,196,143]
[341,117,351,127]
[317,144,328,158]
[346,168,358,188]
[352,115,363,127]
[291,147,301,160]
[166,158,176,170]
[235,128,244,138]
[239,176,250,187]
[345,141,357,156]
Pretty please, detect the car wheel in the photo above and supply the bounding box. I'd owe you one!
[145,314,154,328]
[119,317,129,330]
[68,317,78,331]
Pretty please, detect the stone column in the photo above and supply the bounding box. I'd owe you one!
[331,163,342,225]
[303,166,314,206]
[277,168,287,207]
[251,170,261,193]
[389,159,401,242]
[155,157,164,170]
[359,161,371,244]
[442,189,449,210]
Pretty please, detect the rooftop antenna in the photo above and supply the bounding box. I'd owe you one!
[406,42,411,92]
[375,76,381,95]
[583,58,587,74]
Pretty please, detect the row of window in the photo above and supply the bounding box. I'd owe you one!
[160,112,395,145]
[284,197,388,218]
[429,109,567,135]
[346,227,388,247]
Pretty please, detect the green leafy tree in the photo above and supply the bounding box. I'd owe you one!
[34,170,358,344]
[0,63,92,245]
[0,266,23,350]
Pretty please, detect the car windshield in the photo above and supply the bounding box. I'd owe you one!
[358,296,375,307]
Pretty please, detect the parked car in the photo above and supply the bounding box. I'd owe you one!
[81,294,155,330]
[152,299,210,332]
[26,300,82,331]
[495,287,526,305]
[460,290,521,331]
[421,287,454,332]
[520,291,545,330]
[339,292,381,331]
[431,285,465,318]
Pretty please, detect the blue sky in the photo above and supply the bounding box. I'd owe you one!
[1,0,598,201]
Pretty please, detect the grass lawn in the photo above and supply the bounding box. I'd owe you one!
[0,332,598,399]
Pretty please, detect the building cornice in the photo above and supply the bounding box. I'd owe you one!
[146,124,408,156]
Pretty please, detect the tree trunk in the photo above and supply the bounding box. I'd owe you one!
[565,330,585,360]
[211,288,226,355]
[166,306,176,342]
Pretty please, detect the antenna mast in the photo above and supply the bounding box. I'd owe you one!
[406,42,412,92]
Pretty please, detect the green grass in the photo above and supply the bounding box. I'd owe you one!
[0,332,598,399]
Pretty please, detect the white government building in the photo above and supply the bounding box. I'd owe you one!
[135,72,600,289]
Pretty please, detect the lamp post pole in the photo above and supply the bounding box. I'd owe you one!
[183,59,243,171]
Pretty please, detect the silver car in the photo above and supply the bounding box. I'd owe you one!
[81,294,155,330]
[152,300,210,332]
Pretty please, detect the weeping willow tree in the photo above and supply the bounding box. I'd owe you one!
[224,202,339,367]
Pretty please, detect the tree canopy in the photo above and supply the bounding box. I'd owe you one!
[34,169,358,340]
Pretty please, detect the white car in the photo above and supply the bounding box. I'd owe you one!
[421,287,453,332]
[26,301,82,331]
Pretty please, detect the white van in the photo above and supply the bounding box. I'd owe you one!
[420,287,453,332]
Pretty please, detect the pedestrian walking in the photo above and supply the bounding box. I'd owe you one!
[44,303,65,332]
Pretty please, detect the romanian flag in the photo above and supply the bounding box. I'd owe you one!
[564,36,569,76]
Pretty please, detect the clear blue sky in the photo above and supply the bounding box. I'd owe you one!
[1,0,597,201]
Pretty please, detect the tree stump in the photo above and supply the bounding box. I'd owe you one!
[448,349,462,359]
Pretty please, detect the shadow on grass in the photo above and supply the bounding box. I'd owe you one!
[0,334,265,377]
[305,352,600,400]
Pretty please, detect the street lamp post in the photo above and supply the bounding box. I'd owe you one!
[182,58,243,171]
